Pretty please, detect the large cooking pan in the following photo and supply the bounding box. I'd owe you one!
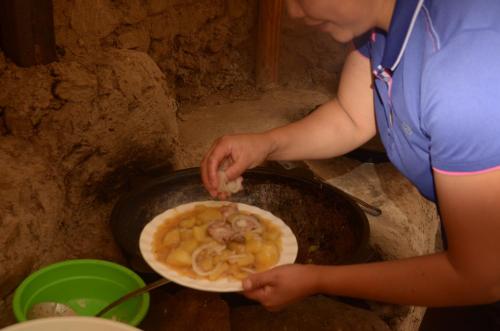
[110,166,370,273]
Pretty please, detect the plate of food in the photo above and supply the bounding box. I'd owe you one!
[139,200,298,292]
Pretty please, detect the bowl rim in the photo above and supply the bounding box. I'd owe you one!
[12,259,149,326]
[1,316,142,331]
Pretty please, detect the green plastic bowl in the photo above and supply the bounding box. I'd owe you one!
[12,259,149,326]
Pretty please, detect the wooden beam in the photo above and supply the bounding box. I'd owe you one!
[256,0,284,88]
[0,0,57,67]
[0,10,3,52]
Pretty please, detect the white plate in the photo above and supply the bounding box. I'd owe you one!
[139,200,298,292]
[0,317,140,331]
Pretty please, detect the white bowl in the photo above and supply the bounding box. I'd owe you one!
[0,317,141,331]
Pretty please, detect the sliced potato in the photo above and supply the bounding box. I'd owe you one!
[246,237,262,254]
[166,248,192,267]
[195,216,205,226]
[196,208,223,223]
[162,229,180,247]
[198,255,214,272]
[228,242,246,254]
[230,269,249,280]
[179,217,196,228]
[229,263,249,280]
[255,243,279,271]
[213,249,232,264]
[262,228,280,241]
[234,254,255,267]
[208,262,229,281]
[192,225,208,242]
[180,229,193,240]
[179,239,199,254]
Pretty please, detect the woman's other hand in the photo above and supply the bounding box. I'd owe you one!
[241,264,319,311]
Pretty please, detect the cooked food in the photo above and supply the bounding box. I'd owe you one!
[153,203,282,281]
[217,170,243,195]
[217,158,243,196]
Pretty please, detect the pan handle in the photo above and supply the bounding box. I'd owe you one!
[338,190,382,217]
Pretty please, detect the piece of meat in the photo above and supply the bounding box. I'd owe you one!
[217,158,243,196]
[226,213,263,243]
[229,214,262,233]
[217,171,243,195]
[207,221,235,243]
[192,243,226,276]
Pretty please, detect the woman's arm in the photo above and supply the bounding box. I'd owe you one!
[265,48,376,161]
[243,168,500,309]
[201,48,375,196]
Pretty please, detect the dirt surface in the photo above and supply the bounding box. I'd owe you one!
[231,295,390,331]
[138,287,390,331]
[140,288,231,331]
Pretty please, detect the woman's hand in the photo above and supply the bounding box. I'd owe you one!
[241,264,319,311]
[200,133,274,198]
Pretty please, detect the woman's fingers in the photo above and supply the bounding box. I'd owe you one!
[242,270,277,299]
[241,271,289,311]
[201,138,230,196]
[240,264,317,311]
[201,136,243,195]
[201,133,270,197]
[243,270,276,291]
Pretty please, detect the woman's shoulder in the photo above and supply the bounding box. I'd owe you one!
[423,0,500,47]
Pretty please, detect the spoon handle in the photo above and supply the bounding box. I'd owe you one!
[96,277,170,317]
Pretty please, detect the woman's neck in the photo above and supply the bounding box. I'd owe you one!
[375,0,397,31]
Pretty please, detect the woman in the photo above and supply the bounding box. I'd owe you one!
[200,0,500,318]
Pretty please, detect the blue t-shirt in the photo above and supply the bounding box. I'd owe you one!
[355,0,500,201]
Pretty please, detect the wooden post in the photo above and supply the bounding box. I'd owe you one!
[0,0,57,67]
[256,0,284,88]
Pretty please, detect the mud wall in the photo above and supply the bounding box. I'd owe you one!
[52,0,259,100]
[0,0,348,326]
[0,47,181,326]
[52,0,345,101]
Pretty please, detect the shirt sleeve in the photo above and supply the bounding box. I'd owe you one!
[421,29,500,174]
[353,31,371,58]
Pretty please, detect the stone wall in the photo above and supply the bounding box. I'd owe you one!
[52,0,258,101]
[0,48,180,326]
[51,0,345,101]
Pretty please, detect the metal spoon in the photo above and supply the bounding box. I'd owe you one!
[27,278,170,320]
[95,277,170,317]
